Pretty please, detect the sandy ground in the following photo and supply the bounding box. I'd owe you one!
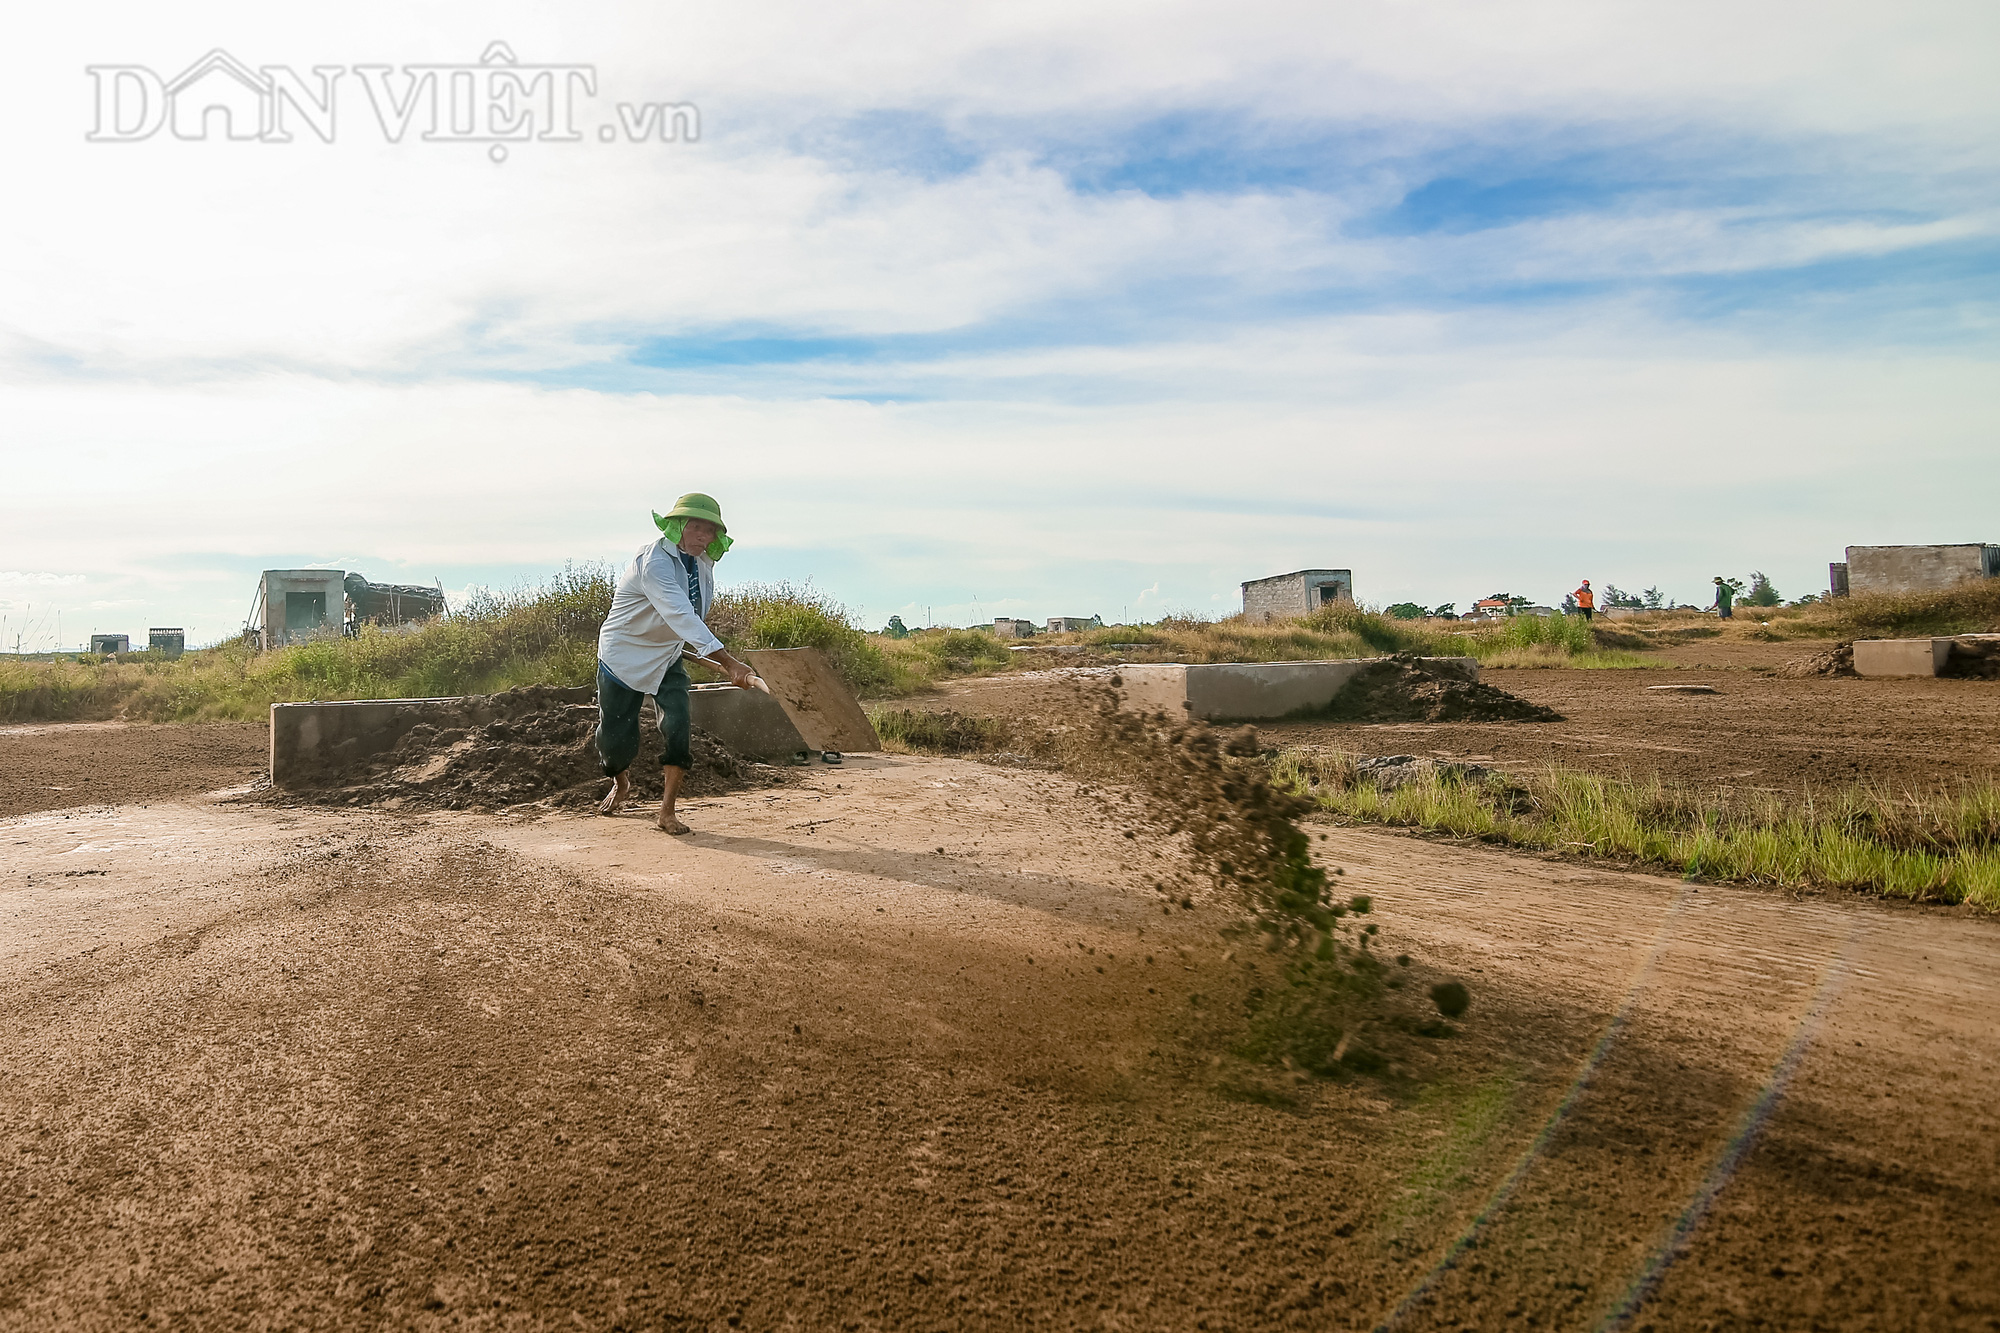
[932,648,2000,793]
[0,721,267,819]
[4,725,1998,1331]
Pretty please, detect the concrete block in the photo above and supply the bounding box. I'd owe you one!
[1852,639,1953,677]
[1115,657,1479,722]
[271,682,809,789]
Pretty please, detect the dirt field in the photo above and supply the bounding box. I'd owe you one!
[0,721,266,819]
[4,720,1999,1330]
[932,642,2000,794]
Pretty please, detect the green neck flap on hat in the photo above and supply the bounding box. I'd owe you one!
[653,512,733,560]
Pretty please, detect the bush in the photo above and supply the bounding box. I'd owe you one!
[707,581,896,696]
[1492,611,1595,654]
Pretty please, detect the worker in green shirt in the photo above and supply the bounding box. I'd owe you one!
[1712,576,1735,620]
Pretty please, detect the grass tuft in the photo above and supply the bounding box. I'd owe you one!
[1273,749,2000,910]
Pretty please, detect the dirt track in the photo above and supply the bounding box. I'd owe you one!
[4,727,1998,1330]
[934,647,2000,793]
[0,721,265,819]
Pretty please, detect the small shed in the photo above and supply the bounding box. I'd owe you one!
[1241,569,1353,623]
[1844,545,1999,597]
[148,628,185,658]
[89,633,130,654]
[1046,616,1102,633]
[255,569,346,648]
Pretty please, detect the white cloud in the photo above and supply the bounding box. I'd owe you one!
[0,0,1993,645]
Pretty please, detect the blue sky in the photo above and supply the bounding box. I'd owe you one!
[2,0,1996,646]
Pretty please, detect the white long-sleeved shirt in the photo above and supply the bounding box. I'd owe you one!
[596,538,726,694]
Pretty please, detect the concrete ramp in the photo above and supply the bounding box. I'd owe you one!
[1116,657,1479,722]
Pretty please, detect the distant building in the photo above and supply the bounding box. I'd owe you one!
[148,628,185,659]
[991,617,1038,639]
[1046,616,1102,633]
[254,569,346,648]
[1241,569,1353,623]
[1840,544,1999,597]
[89,634,130,654]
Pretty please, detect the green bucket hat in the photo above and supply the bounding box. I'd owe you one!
[652,493,733,560]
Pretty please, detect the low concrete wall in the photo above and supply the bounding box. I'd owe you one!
[1852,639,1954,677]
[271,684,807,789]
[1851,635,2000,678]
[1116,657,1479,722]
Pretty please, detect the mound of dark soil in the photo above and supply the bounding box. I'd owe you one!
[1943,638,2000,680]
[1777,642,1856,677]
[1320,656,1563,724]
[286,692,782,811]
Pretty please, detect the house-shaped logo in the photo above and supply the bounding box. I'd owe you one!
[165,49,269,140]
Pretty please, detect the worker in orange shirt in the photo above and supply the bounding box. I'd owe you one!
[1573,579,1596,621]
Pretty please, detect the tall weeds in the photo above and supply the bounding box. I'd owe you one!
[0,565,901,722]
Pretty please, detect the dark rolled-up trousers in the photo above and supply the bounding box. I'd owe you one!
[596,658,692,777]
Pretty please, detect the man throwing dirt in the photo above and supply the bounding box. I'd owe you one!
[595,493,759,833]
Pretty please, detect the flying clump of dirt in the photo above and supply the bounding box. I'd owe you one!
[1075,679,1471,1074]
[1320,655,1563,723]
[276,686,781,812]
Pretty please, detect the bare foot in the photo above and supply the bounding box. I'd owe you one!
[655,764,689,835]
[598,771,629,816]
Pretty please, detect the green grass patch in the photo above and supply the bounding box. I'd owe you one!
[1275,750,2000,909]
[869,708,1012,755]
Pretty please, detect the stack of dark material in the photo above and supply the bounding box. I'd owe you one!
[344,571,448,625]
[281,685,778,811]
[1944,637,2000,679]
[1320,655,1563,723]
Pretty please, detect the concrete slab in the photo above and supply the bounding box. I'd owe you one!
[1852,639,1953,678]
[1115,657,1479,722]
[271,684,809,789]
[743,647,881,754]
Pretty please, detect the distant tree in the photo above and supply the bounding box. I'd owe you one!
[1386,602,1428,620]
[1788,593,1823,607]
[1561,593,1578,613]
[883,615,910,638]
[1602,584,1644,609]
[1430,603,1458,619]
[1641,586,1665,610]
[1745,571,1782,607]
